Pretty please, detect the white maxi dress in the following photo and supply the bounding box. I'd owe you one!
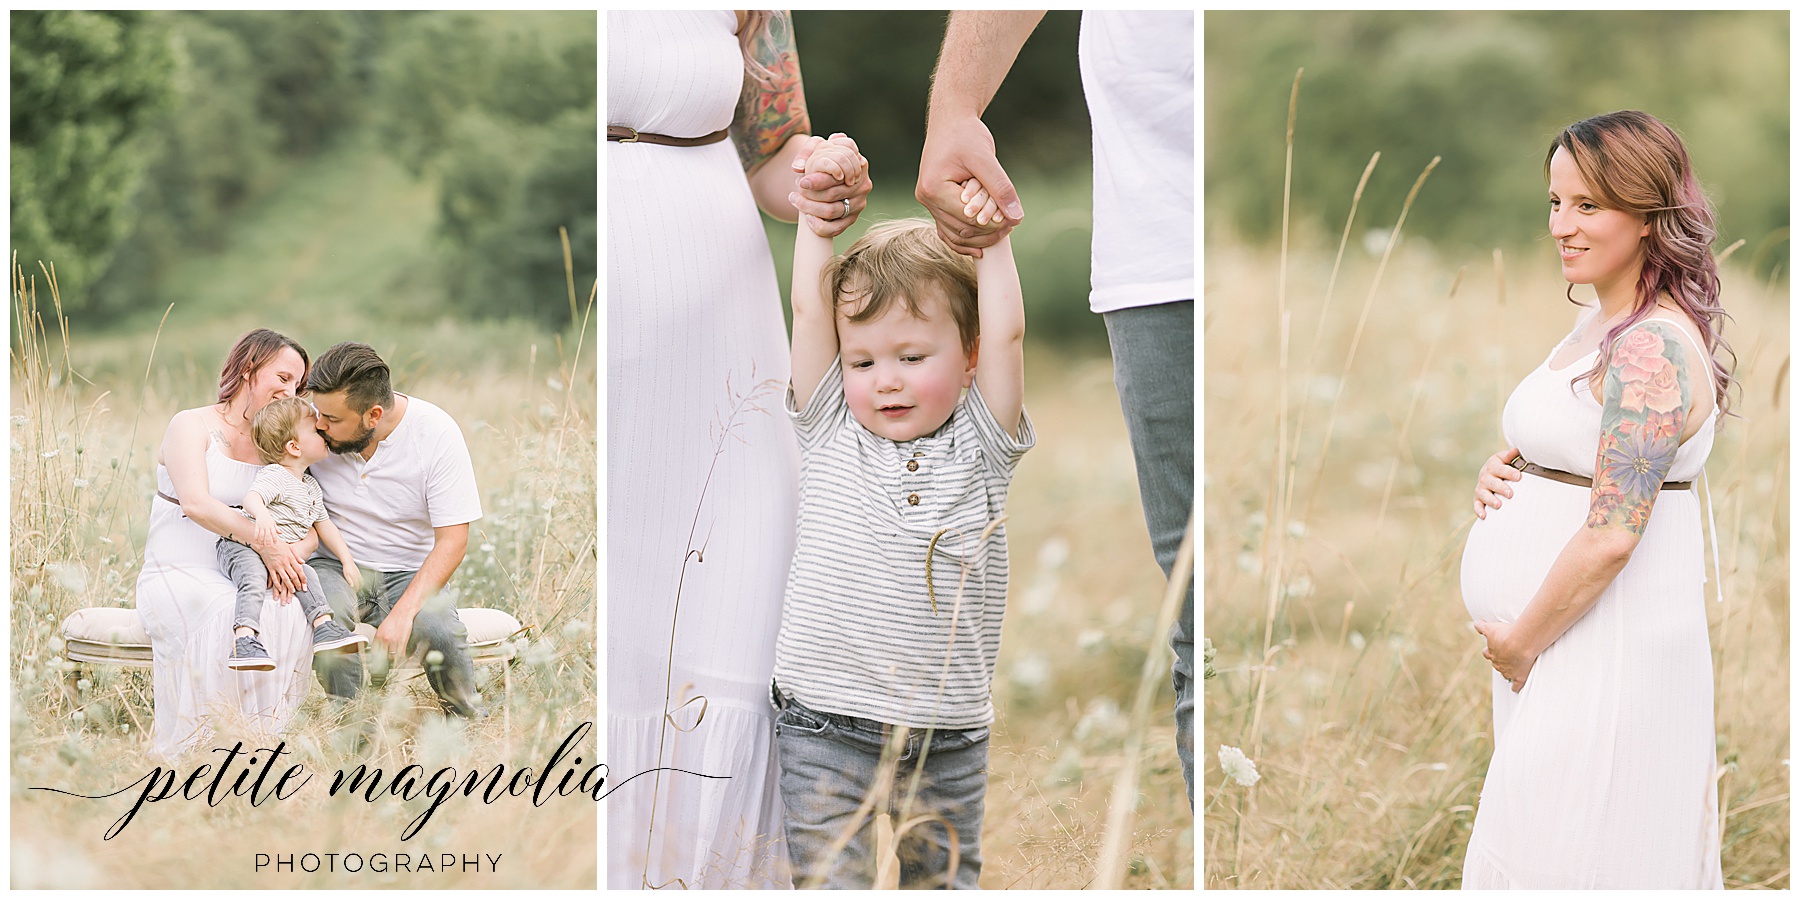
[606,10,797,889]
[1459,316,1723,888]
[136,436,312,760]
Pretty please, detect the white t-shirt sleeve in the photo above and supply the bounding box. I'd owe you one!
[424,418,483,528]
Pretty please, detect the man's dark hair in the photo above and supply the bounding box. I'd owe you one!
[306,342,394,414]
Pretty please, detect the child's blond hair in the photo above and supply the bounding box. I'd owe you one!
[251,396,313,464]
[822,219,979,352]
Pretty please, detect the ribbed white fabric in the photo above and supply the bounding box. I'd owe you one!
[137,436,312,760]
[1459,317,1722,888]
[772,361,1034,730]
[606,10,796,890]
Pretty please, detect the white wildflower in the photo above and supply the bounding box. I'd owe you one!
[479,543,495,553]
[41,449,57,458]
[547,377,565,392]
[1348,630,1366,650]
[1286,521,1307,539]
[1219,745,1261,787]
[72,478,88,489]
[1010,653,1050,689]
[47,563,88,596]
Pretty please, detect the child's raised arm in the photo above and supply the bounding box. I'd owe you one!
[790,136,864,408]
[966,178,1026,440]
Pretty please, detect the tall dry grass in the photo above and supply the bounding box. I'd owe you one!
[10,261,598,888]
[981,352,1195,889]
[1202,123,1789,886]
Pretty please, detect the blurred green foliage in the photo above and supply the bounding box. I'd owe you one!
[11,11,175,305]
[794,11,1090,191]
[12,10,595,328]
[377,11,596,325]
[1207,11,1789,267]
[790,11,1101,345]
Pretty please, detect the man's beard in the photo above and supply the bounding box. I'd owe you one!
[323,423,375,455]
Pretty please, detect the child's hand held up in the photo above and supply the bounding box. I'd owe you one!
[961,178,1003,227]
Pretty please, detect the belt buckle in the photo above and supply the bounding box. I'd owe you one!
[618,127,639,144]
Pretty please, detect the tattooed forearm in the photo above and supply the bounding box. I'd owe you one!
[731,11,810,175]
[1587,321,1690,534]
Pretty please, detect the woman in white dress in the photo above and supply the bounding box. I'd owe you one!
[137,329,317,759]
[1460,111,1732,888]
[607,10,872,889]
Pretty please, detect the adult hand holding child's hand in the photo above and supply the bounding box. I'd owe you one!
[789,132,870,238]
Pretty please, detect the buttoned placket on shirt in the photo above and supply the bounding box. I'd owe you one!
[348,449,375,494]
[895,435,937,514]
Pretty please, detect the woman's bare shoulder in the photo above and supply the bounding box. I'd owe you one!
[162,406,224,457]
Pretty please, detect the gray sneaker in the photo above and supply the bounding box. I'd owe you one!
[312,619,369,652]
[227,634,277,671]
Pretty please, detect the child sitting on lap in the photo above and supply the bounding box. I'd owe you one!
[773,135,1033,889]
[222,395,368,671]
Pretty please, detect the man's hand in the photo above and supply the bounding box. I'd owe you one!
[375,611,414,659]
[917,114,1020,256]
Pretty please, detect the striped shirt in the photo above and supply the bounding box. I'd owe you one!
[772,361,1034,729]
[242,464,327,544]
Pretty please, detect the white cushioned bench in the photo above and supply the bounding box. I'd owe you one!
[61,606,524,670]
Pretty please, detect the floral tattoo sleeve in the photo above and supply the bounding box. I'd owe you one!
[1587,321,1692,534]
[731,11,810,175]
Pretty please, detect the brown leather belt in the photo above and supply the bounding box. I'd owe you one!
[607,126,729,147]
[1507,454,1691,491]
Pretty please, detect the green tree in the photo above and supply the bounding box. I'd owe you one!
[11,11,174,303]
[1206,11,1788,261]
[375,10,596,326]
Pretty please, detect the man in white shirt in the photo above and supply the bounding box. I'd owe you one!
[304,342,485,718]
[916,11,1195,806]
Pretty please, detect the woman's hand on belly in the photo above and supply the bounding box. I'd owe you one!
[1473,446,1523,519]
[1474,620,1539,693]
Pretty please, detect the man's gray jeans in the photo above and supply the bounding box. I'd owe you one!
[308,554,480,717]
[1104,299,1195,808]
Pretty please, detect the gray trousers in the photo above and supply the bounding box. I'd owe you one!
[1104,300,1195,808]
[218,537,329,632]
[773,687,987,889]
[307,555,480,717]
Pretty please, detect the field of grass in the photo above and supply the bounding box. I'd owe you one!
[10,137,597,888]
[983,346,1193,889]
[1202,231,1789,888]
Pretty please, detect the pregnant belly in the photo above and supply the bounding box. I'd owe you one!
[1459,476,1589,623]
